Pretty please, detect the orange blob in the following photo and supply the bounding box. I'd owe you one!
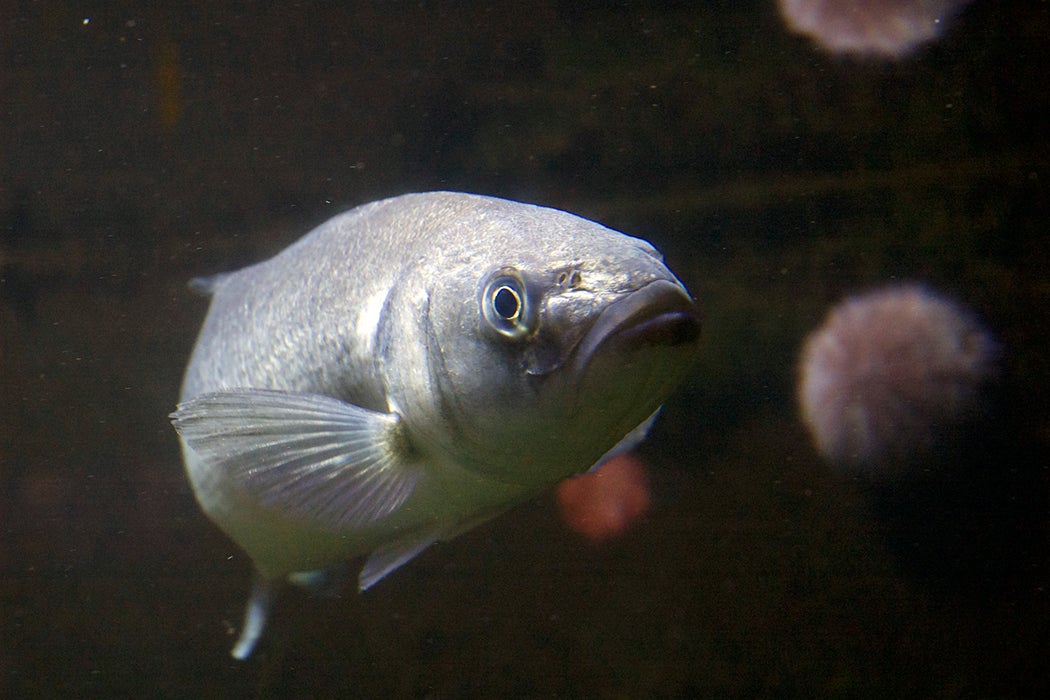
[556,453,652,543]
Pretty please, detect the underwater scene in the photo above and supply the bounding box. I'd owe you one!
[2,1,1048,696]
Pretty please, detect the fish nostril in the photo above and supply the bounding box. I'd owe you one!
[555,269,583,289]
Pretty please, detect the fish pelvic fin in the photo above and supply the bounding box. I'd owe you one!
[187,272,229,297]
[231,575,277,660]
[288,562,353,598]
[171,389,421,531]
[357,505,516,592]
[358,530,442,592]
[588,408,660,472]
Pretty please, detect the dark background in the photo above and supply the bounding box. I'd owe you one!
[2,1,1048,696]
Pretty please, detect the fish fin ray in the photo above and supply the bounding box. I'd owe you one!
[170,389,420,530]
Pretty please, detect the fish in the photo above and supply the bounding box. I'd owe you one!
[170,191,701,659]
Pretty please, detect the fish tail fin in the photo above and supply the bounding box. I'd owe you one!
[231,575,277,660]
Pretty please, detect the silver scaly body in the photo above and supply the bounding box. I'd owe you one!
[172,191,700,658]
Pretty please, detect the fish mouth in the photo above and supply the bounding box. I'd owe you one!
[571,279,701,377]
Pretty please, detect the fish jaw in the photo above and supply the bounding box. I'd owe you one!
[569,278,701,380]
[549,278,700,465]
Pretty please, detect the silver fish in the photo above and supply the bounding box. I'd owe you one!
[170,191,700,658]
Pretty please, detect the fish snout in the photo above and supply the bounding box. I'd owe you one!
[572,279,701,376]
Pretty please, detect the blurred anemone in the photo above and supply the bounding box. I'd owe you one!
[777,0,973,58]
[797,284,999,470]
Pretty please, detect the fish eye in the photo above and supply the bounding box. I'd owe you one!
[492,285,521,321]
[482,271,532,339]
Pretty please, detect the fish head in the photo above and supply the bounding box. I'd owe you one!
[384,197,701,487]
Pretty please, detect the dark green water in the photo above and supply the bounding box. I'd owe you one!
[2,1,1047,696]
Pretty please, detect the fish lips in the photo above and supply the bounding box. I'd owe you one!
[570,279,701,378]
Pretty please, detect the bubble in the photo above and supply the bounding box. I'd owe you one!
[797,284,998,470]
[777,0,972,58]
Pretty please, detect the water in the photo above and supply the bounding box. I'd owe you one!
[2,1,1047,696]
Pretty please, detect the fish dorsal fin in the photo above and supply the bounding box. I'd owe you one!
[171,389,420,530]
[358,530,442,591]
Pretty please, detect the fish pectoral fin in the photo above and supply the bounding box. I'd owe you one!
[170,389,420,530]
[359,530,442,592]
